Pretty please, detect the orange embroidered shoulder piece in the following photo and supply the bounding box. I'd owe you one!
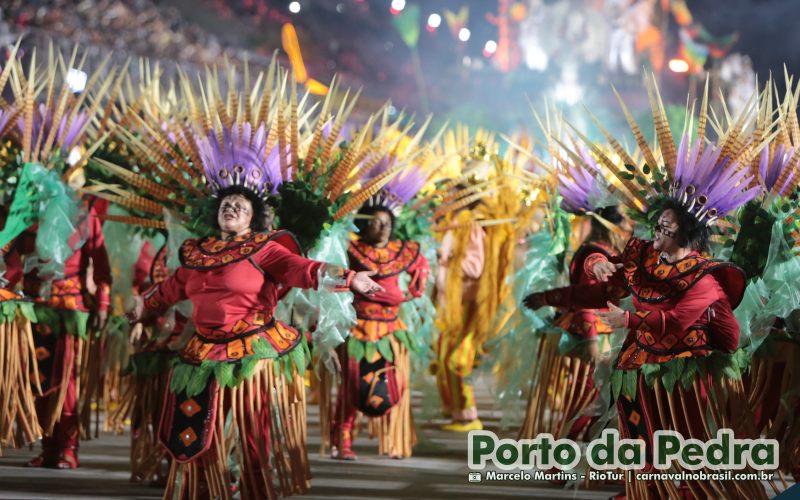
[179,230,299,270]
[620,238,745,306]
[347,239,420,277]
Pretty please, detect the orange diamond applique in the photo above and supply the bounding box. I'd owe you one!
[362,372,375,384]
[221,254,234,263]
[35,347,51,361]
[629,411,641,426]
[252,313,266,326]
[684,334,697,345]
[240,246,253,255]
[661,334,678,349]
[641,332,655,345]
[178,427,198,447]
[676,280,689,290]
[180,399,201,418]
[368,395,384,408]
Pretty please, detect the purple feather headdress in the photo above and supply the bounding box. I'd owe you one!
[17,103,89,157]
[670,135,762,225]
[558,147,615,214]
[758,144,795,196]
[362,155,427,216]
[0,108,15,136]
[195,122,284,200]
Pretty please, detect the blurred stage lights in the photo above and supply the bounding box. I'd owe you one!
[427,13,441,30]
[289,1,301,14]
[458,27,471,42]
[66,68,87,93]
[668,58,690,73]
[390,0,406,15]
[483,40,497,56]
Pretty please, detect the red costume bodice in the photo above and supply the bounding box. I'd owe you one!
[346,239,429,341]
[538,238,745,369]
[143,230,326,363]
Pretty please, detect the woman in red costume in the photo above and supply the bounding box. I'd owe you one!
[519,204,631,442]
[525,83,769,497]
[525,198,764,498]
[129,185,383,499]
[7,172,112,470]
[330,202,429,460]
[519,145,632,442]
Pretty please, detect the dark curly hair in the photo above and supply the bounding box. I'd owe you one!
[658,198,710,251]
[354,204,395,238]
[207,185,267,232]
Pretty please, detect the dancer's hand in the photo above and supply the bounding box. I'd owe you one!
[597,301,626,329]
[523,292,546,310]
[127,295,144,324]
[593,261,622,282]
[351,271,384,297]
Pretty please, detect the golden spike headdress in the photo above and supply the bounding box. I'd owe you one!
[90,57,411,250]
[572,74,770,226]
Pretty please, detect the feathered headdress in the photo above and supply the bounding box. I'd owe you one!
[569,75,771,226]
[557,146,616,215]
[195,122,283,199]
[362,158,428,216]
[7,42,124,178]
[358,118,435,216]
[89,57,413,249]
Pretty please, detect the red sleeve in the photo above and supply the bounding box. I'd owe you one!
[406,252,430,298]
[540,282,614,309]
[255,241,325,289]
[707,296,740,352]
[539,267,626,309]
[84,207,112,311]
[624,275,724,340]
[143,266,190,313]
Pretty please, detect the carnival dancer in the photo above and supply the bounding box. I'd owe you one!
[433,139,533,432]
[127,182,383,498]
[92,61,412,498]
[519,143,632,441]
[434,201,486,431]
[0,47,120,469]
[526,78,769,499]
[330,160,431,460]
